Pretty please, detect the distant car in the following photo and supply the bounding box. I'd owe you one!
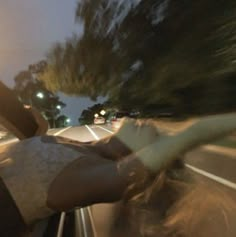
[111,111,131,130]
[94,116,105,125]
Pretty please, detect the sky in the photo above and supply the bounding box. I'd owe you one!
[0,0,99,125]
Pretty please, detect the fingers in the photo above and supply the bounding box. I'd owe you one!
[116,118,137,136]
[115,118,160,152]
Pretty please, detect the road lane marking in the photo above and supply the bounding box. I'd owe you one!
[203,145,236,159]
[0,127,72,146]
[85,125,100,140]
[87,207,98,237]
[0,138,19,146]
[96,126,114,134]
[185,164,236,190]
[75,210,83,236]
[80,208,89,237]
[56,212,66,237]
[53,126,72,136]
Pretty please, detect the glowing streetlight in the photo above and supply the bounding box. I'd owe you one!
[100,110,106,116]
[94,113,99,118]
[56,105,62,110]
[66,118,71,123]
[24,104,31,109]
[36,92,44,99]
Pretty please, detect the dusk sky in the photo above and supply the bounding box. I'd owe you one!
[0,0,100,125]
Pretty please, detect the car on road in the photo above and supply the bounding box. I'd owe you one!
[94,116,105,125]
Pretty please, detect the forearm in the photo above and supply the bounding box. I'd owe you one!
[138,113,236,172]
[47,152,152,211]
[47,156,127,211]
[47,113,236,211]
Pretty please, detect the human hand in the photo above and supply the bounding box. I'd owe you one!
[115,118,160,153]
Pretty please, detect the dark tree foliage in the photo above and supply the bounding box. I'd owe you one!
[14,62,66,127]
[79,103,105,125]
[41,0,236,116]
[55,115,70,128]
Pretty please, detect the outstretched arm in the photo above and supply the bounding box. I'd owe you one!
[137,113,236,172]
[47,119,160,210]
[48,113,236,211]
[69,119,160,161]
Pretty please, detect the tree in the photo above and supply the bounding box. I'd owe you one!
[41,0,236,117]
[55,115,70,128]
[79,103,106,125]
[14,61,66,128]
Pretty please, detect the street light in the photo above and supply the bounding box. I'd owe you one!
[100,110,106,116]
[36,92,44,99]
[56,105,62,110]
[66,118,71,123]
[94,113,99,118]
[23,104,31,109]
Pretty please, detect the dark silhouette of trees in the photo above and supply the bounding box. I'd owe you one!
[14,61,66,127]
[41,0,236,117]
[79,103,106,125]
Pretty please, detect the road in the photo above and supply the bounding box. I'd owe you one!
[47,124,236,237]
[47,124,236,188]
[1,124,236,236]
